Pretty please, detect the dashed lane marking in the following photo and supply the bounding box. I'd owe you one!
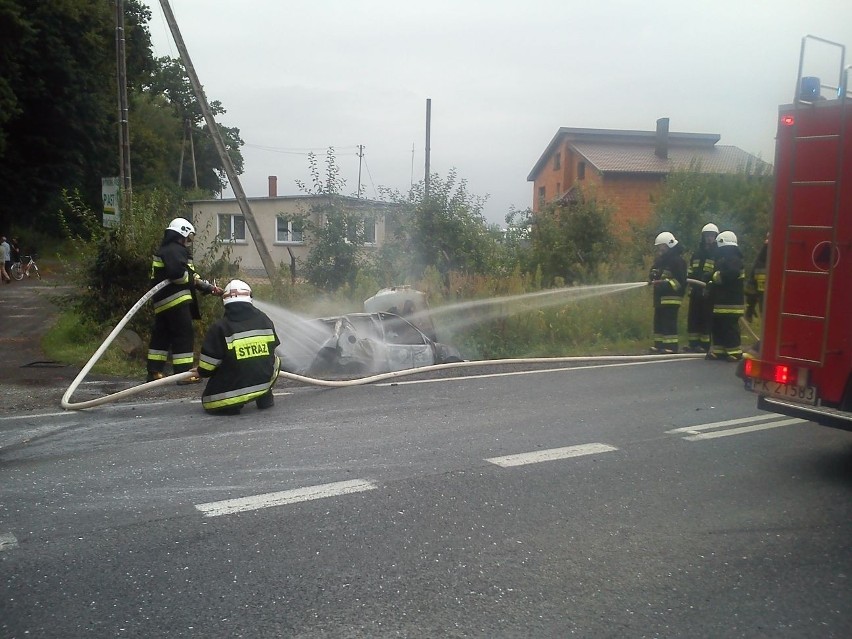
[682,418,806,441]
[486,443,618,468]
[0,532,19,552]
[666,413,786,435]
[195,479,377,517]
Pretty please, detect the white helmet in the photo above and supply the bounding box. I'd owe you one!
[654,231,678,248]
[701,223,719,234]
[716,230,738,247]
[167,217,196,238]
[222,279,253,305]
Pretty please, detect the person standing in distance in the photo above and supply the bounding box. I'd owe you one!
[745,232,769,323]
[648,231,687,353]
[146,217,222,383]
[685,223,718,353]
[706,230,745,361]
[0,236,11,284]
[192,279,281,415]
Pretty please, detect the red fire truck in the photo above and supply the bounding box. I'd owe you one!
[744,35,852,429]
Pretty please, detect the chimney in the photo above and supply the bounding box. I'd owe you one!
[268,175,278,198]
[655,118,670,159]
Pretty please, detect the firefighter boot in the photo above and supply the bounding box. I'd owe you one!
[256,390,275,410]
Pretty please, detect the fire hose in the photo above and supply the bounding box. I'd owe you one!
[61,282,710,411]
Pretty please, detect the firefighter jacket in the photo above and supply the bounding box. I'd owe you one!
[708,244,745,315]
[745,243,768,297]
[198,302,281,411]
[150,231,202,319]
[688,242,716,291]
[649,243,687,308]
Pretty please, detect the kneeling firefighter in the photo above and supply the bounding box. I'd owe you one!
[193,279,281,415]
[147,217,223,383]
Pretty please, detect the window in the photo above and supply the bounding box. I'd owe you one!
[577,162,586,180]
[346,216,377,245]
[553,152,561,170]
[217,213,246,242]
[556,182,561,196]
[276,215,304,243]
[538,186,546,204]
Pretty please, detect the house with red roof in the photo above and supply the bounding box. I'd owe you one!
[527,119,766,230]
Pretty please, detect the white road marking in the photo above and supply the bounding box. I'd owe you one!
[195,479,377,517]
[0,532,19,552]
[683,418,806,441]
[486,443,618,468]
[377,358,690,386]
[666,413,784,434]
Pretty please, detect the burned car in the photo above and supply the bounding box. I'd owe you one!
[306,311,462,376]
[274,287,462,377]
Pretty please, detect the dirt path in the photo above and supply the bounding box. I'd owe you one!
[0,276,200,414]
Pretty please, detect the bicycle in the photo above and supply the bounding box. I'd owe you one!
[10,254,40,281]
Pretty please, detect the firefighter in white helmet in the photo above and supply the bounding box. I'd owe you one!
[146,217,223,384]
[685,222,718,352]
[648,231,687,353]
[705,230,745,361]
[191,279,281,415]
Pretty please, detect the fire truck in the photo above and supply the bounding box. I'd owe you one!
[744,35,852,430]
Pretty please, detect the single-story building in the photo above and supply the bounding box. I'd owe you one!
[189,176,395,275]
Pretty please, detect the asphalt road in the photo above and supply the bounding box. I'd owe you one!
[2,356,851,638]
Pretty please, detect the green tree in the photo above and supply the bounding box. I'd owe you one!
[374,169,504,283]
[508,189,617,285]
[648,160,773,264]
[296,148,371,290]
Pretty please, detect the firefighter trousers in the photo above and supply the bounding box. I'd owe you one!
[710,313,742,358]
[686,292,711,351]
[653,305,680,352]
[147,304,195,374]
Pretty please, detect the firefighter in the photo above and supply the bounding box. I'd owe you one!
[685,223,718,352]
[146,217,223,383]
[706,230,745,361]
[648,231,687,353]
[192,279,281,415]
[745,232,769,323]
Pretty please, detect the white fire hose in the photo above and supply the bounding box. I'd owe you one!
[61,281,708,410]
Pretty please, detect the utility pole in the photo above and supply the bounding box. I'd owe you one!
[424,98,431,199]
[159,0,281,290]
[357,144,364,198]
[114,0,132,206]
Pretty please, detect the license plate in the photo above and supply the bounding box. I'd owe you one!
[747,379,817,405]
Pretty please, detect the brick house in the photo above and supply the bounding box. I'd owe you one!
[527,119,766,229]
[189,176,396,275]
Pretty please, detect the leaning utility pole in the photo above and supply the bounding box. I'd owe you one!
[159,0,281,290]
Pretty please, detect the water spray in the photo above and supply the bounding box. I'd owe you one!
[61,280,704,411]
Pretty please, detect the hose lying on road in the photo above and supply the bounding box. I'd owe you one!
[60,282,707,410]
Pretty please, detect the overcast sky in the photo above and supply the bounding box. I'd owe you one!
[145,0,852,225]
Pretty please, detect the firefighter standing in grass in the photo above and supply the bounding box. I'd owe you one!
[745,232,769,323]
[685,223,718,353]
[146,217,222,383]
[648,232,687,353]
[191,279,280,415]
[706,230,745,361]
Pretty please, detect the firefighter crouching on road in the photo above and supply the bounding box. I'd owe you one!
[705,230,745,361]
[685,223,718,353]
[648,232,687,354]
[146,217,223,384]
[745,232,769,323]
[191,279,281,415]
